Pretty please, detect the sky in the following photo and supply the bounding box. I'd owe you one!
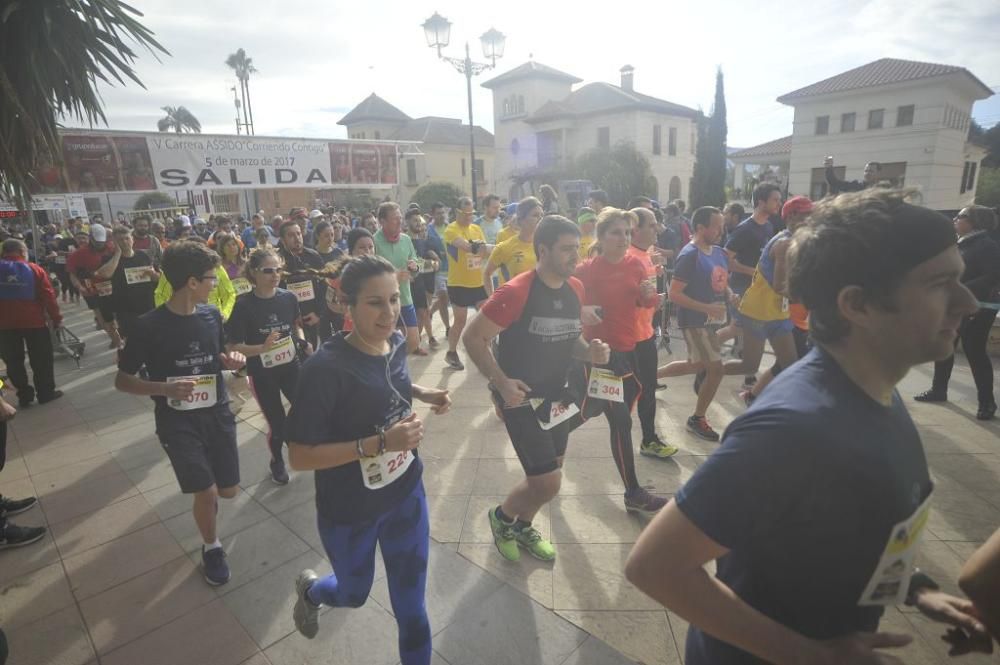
[87,0,1000,150]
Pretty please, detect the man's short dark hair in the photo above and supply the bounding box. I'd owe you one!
[278,220,300,239]
[534,215,580,258]
[431,202,445,212]
[724,202,745,220]
[457,196,473,210]
[788,188,956,344]
[691,206,721,230]
[628,196,652,208]
[664,203,681,218]
[483,194,501,207]
[588,190,609,206]
[404,208,423,222]
[161,241,220,291]
[752,183,782,208]
[377,201,400,221]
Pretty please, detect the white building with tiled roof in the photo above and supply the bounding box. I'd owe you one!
[732,58,992,211]
[483,62,701,204]
[338,93,496,205]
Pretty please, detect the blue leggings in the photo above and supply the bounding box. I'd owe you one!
[308,481,431,665]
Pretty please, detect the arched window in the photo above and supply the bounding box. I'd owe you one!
[517,96,525,114]
[668,176,682,201]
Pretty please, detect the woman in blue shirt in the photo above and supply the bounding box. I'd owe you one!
[286,254,451,665]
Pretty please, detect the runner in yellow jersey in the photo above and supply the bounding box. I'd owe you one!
[442,197,489,370]
[483,197,541,296]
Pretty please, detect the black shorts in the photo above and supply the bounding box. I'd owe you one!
[83,295,100,311]
[447,285,488,309]
[98,296,116,323]
[411,281,429,310]
[491,392,572,476]
[155,405,239,493]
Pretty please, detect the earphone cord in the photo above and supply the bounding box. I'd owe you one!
[351,325,412,412]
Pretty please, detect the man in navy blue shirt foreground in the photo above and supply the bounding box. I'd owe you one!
[626,188,992,664]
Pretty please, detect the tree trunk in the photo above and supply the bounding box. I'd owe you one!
[240,77,250,133]
[244,77,255,135]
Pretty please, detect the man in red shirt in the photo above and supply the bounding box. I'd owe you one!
[627,208,677,458]
[0,239,63,407]
[67,224,118,347]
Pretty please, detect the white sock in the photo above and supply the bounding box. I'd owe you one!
[204,539,222,551]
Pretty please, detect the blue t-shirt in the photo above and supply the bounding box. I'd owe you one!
[118,303,229,413]
[475,215,503,245]
[286,331,422,524]
[725,217,774,294]
[427,223,448,273]
[672,243,729,328]
[676,346,932,665]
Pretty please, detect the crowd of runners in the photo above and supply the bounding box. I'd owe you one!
[1,184,999,664]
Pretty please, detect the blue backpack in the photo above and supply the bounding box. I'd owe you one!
[0,259,36,301]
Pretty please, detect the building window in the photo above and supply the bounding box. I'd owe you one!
[878,161,908,188]
[598,127,610,149]
[841,112,856,133]
[897,105,915,126]
[474,159,485,184]
[815,116,829,135]
[961,161,978,194]
[811,166,844,199]
[668,127,677,156]
[868,109,884,130]
[653,125,662,155]
[461,159,466,177]
[517,96,525,114]
[374,131,381,140]
[406,159,417,185]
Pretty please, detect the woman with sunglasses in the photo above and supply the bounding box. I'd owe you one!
[286,254,451,665]
[915,205,1000,420]
[226,247,311,484]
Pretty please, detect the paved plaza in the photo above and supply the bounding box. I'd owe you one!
[1,300,998,665]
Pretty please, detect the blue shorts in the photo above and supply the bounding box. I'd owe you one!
[741,315,794,340]
[399,304,418,328]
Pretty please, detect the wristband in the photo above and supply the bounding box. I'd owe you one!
[356,438,368,458]
[377,429,387,456]
[904,569,939,606]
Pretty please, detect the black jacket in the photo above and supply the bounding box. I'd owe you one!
[958,230,1000,303]
[825,166,869,195]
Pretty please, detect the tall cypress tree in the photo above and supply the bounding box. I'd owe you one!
[691,68,728,207]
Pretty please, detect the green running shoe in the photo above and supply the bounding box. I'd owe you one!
[515,525,556,561]
[488,508,520,561]
[640,435,679,459]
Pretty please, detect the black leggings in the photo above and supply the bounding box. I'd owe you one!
[932,307,998,405]
[633,335,658,442]
[248,363,300,461]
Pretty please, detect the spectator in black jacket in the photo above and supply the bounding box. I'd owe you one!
[915,205,1000,420]
[824,156,881,194]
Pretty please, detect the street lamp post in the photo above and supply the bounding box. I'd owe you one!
[422,13,505,207]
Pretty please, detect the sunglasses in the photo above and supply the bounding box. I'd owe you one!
[257,267,281,274]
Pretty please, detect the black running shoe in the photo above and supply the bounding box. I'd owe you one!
[202,546,231,586]
[0,495,37,516]
[38,390,64,405]
[914,390,947,403]
[0,522,46,549]
[270,458,290,486]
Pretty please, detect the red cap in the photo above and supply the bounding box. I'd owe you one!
[781,196,813,221]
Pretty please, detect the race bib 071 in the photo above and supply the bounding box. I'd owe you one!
[260,336,295,368]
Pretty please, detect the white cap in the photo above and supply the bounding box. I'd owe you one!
[309,209,324,219]
[177,215,192,228]
[90,223,107,242]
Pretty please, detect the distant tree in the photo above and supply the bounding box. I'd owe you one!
[225,48,258,134]
[157,106,201,133]
[691,68,728,208]
[970,120,1000,168]
[411,181,465,213]
[975,167,1000,207]
[0,0,166,208]
[133,192,175,210]
[572,142,656,208]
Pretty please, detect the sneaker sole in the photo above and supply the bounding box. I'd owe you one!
[270,473,290,486]
[516,540,556,562]
[3,500,38,516]
[686,424,719,442]
[624,504,662,517]
[203,571,230,586]
[0,530,46,549]
[639,448,678,459]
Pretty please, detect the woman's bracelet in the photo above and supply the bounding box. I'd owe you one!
[356,437,367,458]
[377,429,387,456]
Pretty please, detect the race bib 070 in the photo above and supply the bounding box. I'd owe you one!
[167,375,218,411]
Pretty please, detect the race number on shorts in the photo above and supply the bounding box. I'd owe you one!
[529,398,580,430]
[361,450,414,490]
[166,375,218,411]
[588,368,624,402]
[231,277,252,295]
[288,280,315,302]
[260,336,295,368]
[124,266,151,284]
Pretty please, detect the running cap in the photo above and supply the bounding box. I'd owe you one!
[781,196,813,221]
[89,223,107,242]
[194,217,206,226]
[577,207,597,225]
[309,209,324,219]
[177,215,191,227]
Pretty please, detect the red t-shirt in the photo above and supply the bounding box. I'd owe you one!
[626,245,658,341]
[575,254,659,352]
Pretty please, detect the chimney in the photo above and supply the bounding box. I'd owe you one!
[620,65,635,92]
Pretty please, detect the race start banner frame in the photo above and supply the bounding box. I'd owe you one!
[30,130,407,194]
